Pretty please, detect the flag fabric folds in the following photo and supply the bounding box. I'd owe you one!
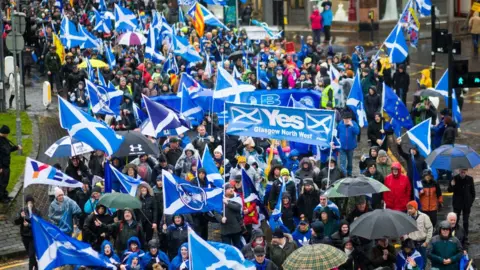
[347,71,368,128]
[201,145,225,188]
[52,33,65,65]
[145,27,165,63]
[173,35,203,63]
[382,83,413,131]
[143,95,191,136]
[104,43,117,67]
[24,158,83,188]
[415,0,432,17]
[214,66,255,101]
[180,84,203,121]
[384,24,409,64]
[114,4,138,32]
[104,162,142,196]
[411,154,423,208]
[268,179,289,232]
[435,69,463,124]
[58,97,124,156]
[406,118,432,158]
[31,215,114,270]
[187,3,229,32]
[162,170,223,215]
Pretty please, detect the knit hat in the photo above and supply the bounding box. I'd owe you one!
[237,156,247,163]
[280,168,290,177]
[233,173,242,182]
[0,125,10,134]
[378,150,388,158]
[25,194,34,203]
[224,183,234,190]
[311,221,324,235]
[54,187,64,198]
[243,137,255,147]
[407,200,418,210]
[303,178,314,186]
[214,145,223,155]
[92,186,102,194]
[272,228,284,238]
[253,246,266,256]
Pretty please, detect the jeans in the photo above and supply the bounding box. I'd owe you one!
[339,149,354,176]
[397,88,407,104]
[312,29,322,44]
[473,34,479,49]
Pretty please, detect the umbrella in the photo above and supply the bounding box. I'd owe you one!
[113,130,159,157]
[45,136,94,158]
[283,244,347,270]
[413,88,444,98]
[324,176,390,198]
[426,144,480,171]
[98,193,142,209]
[77,59,109,69]
[117,32,147,46]
[228,50,254,61]
[350,209,418,239]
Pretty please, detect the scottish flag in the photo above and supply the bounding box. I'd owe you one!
[79,25,101,49]
[133,103,148,126]
[268,179,289,233]
[214,66,255,101]
[188,228,255,270]
[160,14,174,36]
[86,80,123,116]
[143,95,191,136]
[179,73,213,99]
[287,95,313,108]
[114,4,138,32]
[31,215,114,270]
[347,72,368,127]
[180,84,203,121]
[382,83,413,130]
[145,28,165,63]
[187,3,229,30]
[173,35,203,63]
[385,24,408,64]
[99,0,107,11]
[251,20,283,39]
[242,169,259,203]
[97,68,106,87]
[232,66,242,79]
[407,118,431,157]
[104,162,142,196]
[163,170,223,215]
[201,145,225,188]
[86,58,95,81]
[435,69,463,124]
[104,43,116,67]
[60,18,85,48]
[203,0,228,5]
[411,155,423,208]
[179,6,186,24]
[415,0,432,16]
[86,79,114,115]
[54,0,63,11]
[93,8,112,34]
[205,54,212,78]
[58,97,124,156]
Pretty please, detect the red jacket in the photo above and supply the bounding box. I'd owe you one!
[383,173,412,211]
[310,10,323,30]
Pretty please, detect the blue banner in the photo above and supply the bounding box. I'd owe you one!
[226,102,335,146]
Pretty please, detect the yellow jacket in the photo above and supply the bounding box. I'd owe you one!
[419,69,432,88]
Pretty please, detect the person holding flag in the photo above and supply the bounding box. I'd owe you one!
[218,183,243,249]
[14,195,41,270]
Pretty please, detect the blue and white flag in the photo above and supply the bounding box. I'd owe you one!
[382,83,413,130]
[24,157,83,188]
[407,118,431,157]
[204,54,212,78]
[98,0,107,12]
[160,14,174,36]
[173,35,203,63]
[201,145,225,188]
[97,68,107,87]
[133,103,148,126]
[435,69,463,124]
[104,43,116,67]
[162,170,223,215]
[31,215,115,270]
[179,73,213,98]
[93,8,112,34]
[287,95,314,108]
[78,25,101,49]
[86,58,95,81]
[415,0,432,17]
[114,4,138,32]
[214,66,255,101]
[203,0,228,5]
[411,154,423,208]
[180,84,203,121]
[104,162,142,196]
[60,18,86,48]
[145,27,165,63]
[58,97,124,156]
[178,0,196,5]
[268,179,289,232]
[86,80,123,116]
[251,20,283,39]
[179,6,186,24]
[242,169,259,203]
[54,0,63,12]
[384,24,409,64]
[189,228,255,269]
[232,65,242,79]
[346,71,368,127]
[143,95,191,136]
[187,3,230,30]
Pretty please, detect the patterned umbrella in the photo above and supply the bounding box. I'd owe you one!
[45,136,94,158]
[426,144,480,171]
[117,32,147,46]
[283,244,347,270]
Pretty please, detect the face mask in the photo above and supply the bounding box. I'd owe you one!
[344,248,353,256]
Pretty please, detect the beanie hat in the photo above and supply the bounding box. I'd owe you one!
[311,221,324,235]
[54,187,64,198]
[0,125,10,134]
[407,200,418,210]
[237,156,247,163]
[272,228,284,238]
[25,194,34,203]
[243,137,255,147]
[214,145,223,155]
[92,186,102,194]
[378,150,388,158]
[280,168,290,176]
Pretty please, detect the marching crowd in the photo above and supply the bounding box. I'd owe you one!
[0,0,476,270]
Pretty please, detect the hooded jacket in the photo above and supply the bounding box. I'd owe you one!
[314,207,339,237]
[383,162,412,211]
[165,215,189,260]
[122,236,145,263]
[170,243,189,270]
[141,248,170,270]
[291,224,312,247]
[419,69,433,88]
[242,229,271,260]
[107,212,145,254]
[428,232,463,270]
[398,145,428,182]
[175,144,200,179]
[295,158,320,184]
[420,177,443,212]
[83,204,114,250]
[309,221,333,245]
[98,240,121,269]
[330,220,350,249]
[365,87,381,120]
[297,183,320,223]
[277,146,300,173]
[310,10,323,30]
[359,146,379,171]
[48,196,82,235]
[136,182,158,225]
[337,120,360,150]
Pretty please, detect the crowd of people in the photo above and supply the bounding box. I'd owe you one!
[0,0,476,269]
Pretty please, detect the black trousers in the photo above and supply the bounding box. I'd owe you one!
[423,210,438,227]
[454,206,471,236]
[324,26,331,42]
[22,237,37,270]
[0,168,10,198]
[221,232,242,250]
[142,220,154,242]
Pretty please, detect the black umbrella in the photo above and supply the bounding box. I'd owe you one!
[228,50,254,61]
[114,130,159,157]
[350,209,418,239]
[324,176,390,197]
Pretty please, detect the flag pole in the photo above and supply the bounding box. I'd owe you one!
[223,101,226,218]
[326,112,337,188]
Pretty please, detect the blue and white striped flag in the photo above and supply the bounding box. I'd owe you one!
[268,179,290,232]
[347,71,368,127]
[406,118,431,157]
[104,162,142,196]
[435,69,463,124]
[384,24,409,64]
[201,145,225,188]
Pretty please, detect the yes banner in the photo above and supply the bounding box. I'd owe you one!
[226,103,335,146]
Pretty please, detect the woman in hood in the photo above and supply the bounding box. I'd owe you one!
[331,220,350,249]
[236,137,266,169]
[318,207,339,238]
[123,163,139,179]
[122,236,145,264]
[98,240,121,269]
[175,143,200,179]
[170,243,189,270]
[419,69,432,89]
[375,149,391,179]
[142,239,170,270]
[163,215,189,260]
[213,145,231,180]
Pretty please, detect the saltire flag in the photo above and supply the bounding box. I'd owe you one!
[78,24,101,49]
[435,69,462,124]
[178,73,213,99]
[287,95,314,108]
[104,162,142,196]
[86,80,123,116]
[415,0,432,17]
[382,82,413,132]
[179,6,186,24]
[85,58,95,81]
[114,4,138,32]
[411,154,423,208]
[52,33,66,65]
[180,83,203,121]
[242,168,269,220]
[179,0,196,5]
[384,24,409,64]
[188,3,229,34]
[214,66,255,101]
[204,54,212,78]
[406,118,432,157]
[201,145,225,188]
[346,71,368,127]
[251,19,283,39]
[188,227,255,269]
[97,68,107,87]
[145,27,165,63]
[268,178,290,233]
[160,14,174,37]
[31,215,115,270]
[98,0,107,12]
[328,64,343,107]
[172,35,203,63]
[58,97,124,156]
[256,56,269,89]
[143,95,191,136]
[232,65,242,79]
[104,42,116,67]
[24,157,83,188]
[60,18,86,49]
[93,7,112,34]
[54,0,63,12]
[133,103,148,126]
[151,11,162,30]
[162,170,223,215]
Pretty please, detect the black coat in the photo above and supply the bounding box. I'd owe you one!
[164,221,189,260]
[165,147,183,167]
[0,137,18,169]
[367,119,385,147]
[393,71,410,92]
[398,145,427,182]
[224,134,240,167]
[269,75,289,89]
[65,160,92,181]
[138,193,158,225]
[441,125,457,145]
[83,211,114,250]
[14,207,42,238]
[448,174,475,209]
[365,92,381,120]
[297,189,320,223]
[219,198,243,235]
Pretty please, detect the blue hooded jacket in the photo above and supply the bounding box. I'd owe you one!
[292,224,312,247]
[336,120,360,150]
[170,243,189,270]
[142,249,171,269]
[98,240,121,269]
[395,249,425,270]
[277,146,300,173]
[122,236,145,263]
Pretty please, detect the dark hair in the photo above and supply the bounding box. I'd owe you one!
[444,116,453,126]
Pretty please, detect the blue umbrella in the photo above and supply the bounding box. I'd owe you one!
[45,136,94,158]
[426,144,480,171]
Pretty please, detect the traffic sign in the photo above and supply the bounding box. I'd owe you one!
[12,12,26,34]
[5,32,24,53]
[452,59,469,88]
[467,72,480,87]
